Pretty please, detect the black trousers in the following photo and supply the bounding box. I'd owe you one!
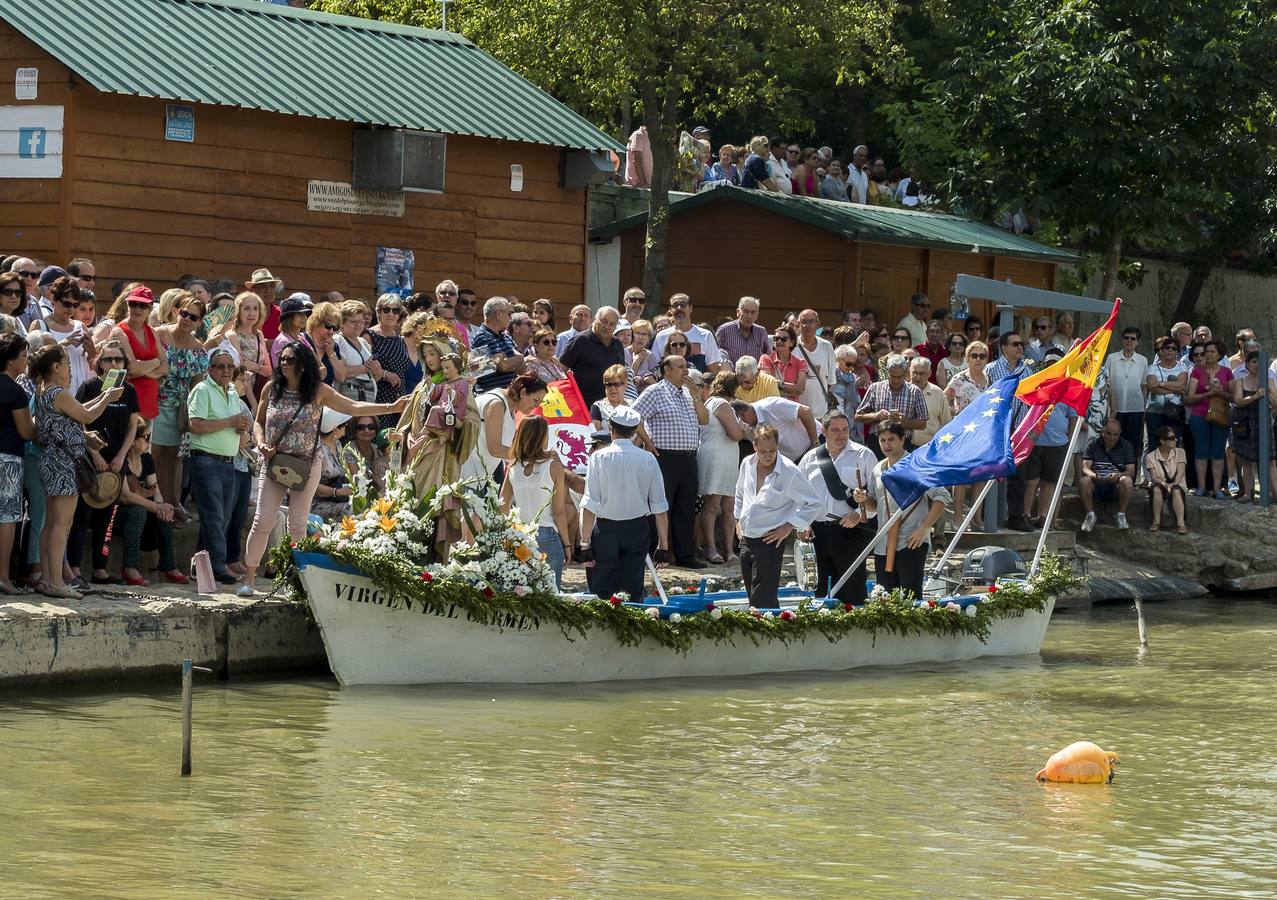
[655,449,699,564]
[68,499,116,572]
[812,520,875,603]
[591,516,650,601]
[873,544,929,601]
[1116,411,1145,457]
[741,535,785,608]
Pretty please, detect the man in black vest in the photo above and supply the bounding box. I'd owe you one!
[798,410,879,602]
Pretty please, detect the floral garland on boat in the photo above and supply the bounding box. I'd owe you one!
[270,501,1080,652]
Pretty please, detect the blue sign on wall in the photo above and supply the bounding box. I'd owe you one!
[17,127,46,158]
[165,104,195,142]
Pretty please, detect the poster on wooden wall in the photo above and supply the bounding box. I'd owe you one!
[307,180,405,217]
[375,247,414,298]
[0,105,63,178]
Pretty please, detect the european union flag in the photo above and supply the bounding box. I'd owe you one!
[881,371,1024,510]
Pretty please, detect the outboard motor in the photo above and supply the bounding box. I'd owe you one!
[961,546,1027,584]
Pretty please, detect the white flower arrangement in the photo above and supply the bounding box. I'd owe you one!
[320,468,435,560]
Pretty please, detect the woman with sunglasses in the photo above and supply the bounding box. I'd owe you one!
[116,425,185,586]
[344,415,388,494]
[944,340,991,528]
[66,341,141,585]
[301,301,345,387]
[29,276,91,392]
[0,332,33,595]
[526,326,567,383]
[1144,336,1189,454]
[238,342,408,596]
[367,294,410,426]
[0,272,26,327]
[879,328,914,380]
[938,332,968,389]
[963,317,984,343]
[759,324,807,400]
[109,285,167,423]
[152,292,209,525]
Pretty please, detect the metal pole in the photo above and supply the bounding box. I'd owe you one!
[645,555,669,604]
[180,659,193,777]
[826,500,917,598]
[1030,416,1085,575]
[1260,350,1271,507]
[1134,596,1148,648]
[932,480,995,575]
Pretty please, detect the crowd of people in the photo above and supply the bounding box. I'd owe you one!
[0,249,1271,606]
[622,126,932,209]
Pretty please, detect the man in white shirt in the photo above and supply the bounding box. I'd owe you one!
[846,145,869,203]
[895,293,930,346]
[798,410,878,602]
[767,137,793,195]
[556,304,593,356]
[1104,326,1150,455]
[650,293,722,372]
[794,308,836,417]
[579,407,672,600]
[732,395,819,461]
[734,426,823,608]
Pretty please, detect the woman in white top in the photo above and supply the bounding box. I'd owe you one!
[938,332,967,389]
[471,374,548,485]
[30,276,91,391]
[332,300,382,402]
[1144,336,1189,454]
[206,291,272,396]
[698,371,746,564]
[500,414,570,589]
[942,340,990,528]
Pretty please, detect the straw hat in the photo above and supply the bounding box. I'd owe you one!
[82,470,123,509]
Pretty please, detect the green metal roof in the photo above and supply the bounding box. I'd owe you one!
[591,186,1077,264]
[1,0,622,153]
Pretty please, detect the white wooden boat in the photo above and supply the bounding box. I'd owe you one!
[295,552,1056,686]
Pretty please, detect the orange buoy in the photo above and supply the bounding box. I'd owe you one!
[1036,741,1120,784]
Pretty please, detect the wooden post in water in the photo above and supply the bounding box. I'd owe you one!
[180,658,193,776]
[1134,597,1148,648]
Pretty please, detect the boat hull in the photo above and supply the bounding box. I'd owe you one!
[297,555,1055,686]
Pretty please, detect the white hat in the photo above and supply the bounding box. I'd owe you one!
[608,406,641,428]
[320,408,352,434]
[614,319,632,332]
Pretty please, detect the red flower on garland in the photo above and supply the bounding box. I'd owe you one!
[482,586,494,598]
[609,595,622,606]
[780,609,796,621]
[705,602,716,611]
[988,585,998,594]
[419,571,433,582]
[843,603,855,612]
[927,599,938,608]
[750,609,763,618]
[289,541,297,549]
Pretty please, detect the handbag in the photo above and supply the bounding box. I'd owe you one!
[190,550,216,594]
[266,400,318,490]
[1207,395,1232,428]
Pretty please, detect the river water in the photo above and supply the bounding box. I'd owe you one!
[2,599,1275,898]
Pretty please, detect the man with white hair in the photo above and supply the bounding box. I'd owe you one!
[909,356,952,445]
[471,296,525,392]
[715,296,772,366]
[735,355,780,402]
[562,306,625,405]
[846,145,869,203]
[855,353,926,458]
[556,303,593,355]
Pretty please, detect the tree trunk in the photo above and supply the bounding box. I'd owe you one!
[1098,226,1124,301]
[639,84,683,311]
[1170,256,1214,325]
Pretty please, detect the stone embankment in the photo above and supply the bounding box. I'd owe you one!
[0,585,327,689]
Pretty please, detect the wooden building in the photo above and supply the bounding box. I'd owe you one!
[590,186,1075,328]
[0,0,619,305]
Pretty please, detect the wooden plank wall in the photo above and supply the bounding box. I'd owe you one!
[619,202,1058,335]
[0,26,587,315]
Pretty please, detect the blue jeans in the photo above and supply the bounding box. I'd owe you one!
[224,468,253,565]
[22,448,45,568]
[537,525,564,591]
[189,452,237,574]
[1189,415,1227,460]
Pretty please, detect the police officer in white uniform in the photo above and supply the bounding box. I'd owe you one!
[579,407,673,599]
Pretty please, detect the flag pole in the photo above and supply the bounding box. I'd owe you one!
[1030,416,1085,575]
[826,499,919,598]
[931,480,995,576]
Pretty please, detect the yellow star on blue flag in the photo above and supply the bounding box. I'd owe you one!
[882,370,1024,509]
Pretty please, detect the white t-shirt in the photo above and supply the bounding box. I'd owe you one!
[1104,351,1149,414]
[767,156,793,194]
[794,335,835,417]
[36,319,90,393]
[1146,360,1189,410]
[847,168,869,204]
[753,396,813,461]
[651,324,722,366]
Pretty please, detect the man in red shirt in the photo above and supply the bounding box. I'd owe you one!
[245,267,283,339]
[914,318,948,384]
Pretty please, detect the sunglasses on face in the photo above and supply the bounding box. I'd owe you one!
[100,356,125,364]
[58,299,78,308]
[668,342,688,348]
[969,352,988,360]
[1123,335,1138,341]
[773,336,789,344]
[355,423,377,431]
[459,299,477,306]
[626,298,644,304]
[18,271,38,279]
[1008,340,1024,347]
[892,334,910,341]
[280,355,297,365]
[178,309,201,321]
[322,322,339,330]
[0,287,20,297]
[604,381,624,388]
[128,301,150,310]
[380,307,402,315]
[1035,324,1050,330]
[538,339,554,346]
[78,274,96,282]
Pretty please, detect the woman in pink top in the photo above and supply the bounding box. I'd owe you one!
[791,148,820,197]
[759,323,808,400]
[1184,339,1233,497]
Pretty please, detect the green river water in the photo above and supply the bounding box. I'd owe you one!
[2,599,1276,898]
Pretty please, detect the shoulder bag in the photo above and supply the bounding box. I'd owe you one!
[266,399,319,490]
[796,340,840,412]
[1207,394,1232,428]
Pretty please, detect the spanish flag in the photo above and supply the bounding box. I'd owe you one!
[1015,299,1121,414]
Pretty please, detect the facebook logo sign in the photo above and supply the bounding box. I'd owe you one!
[18,127,46,159]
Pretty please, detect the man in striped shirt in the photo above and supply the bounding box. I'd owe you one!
[715,296,773,366]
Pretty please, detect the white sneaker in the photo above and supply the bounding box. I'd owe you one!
[1115,512,1129,530]
[1081,511,1096,533]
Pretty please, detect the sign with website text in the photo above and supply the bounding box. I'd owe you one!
[0,105,63,178]
[15,68,37,101]
[307,180,405,217]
